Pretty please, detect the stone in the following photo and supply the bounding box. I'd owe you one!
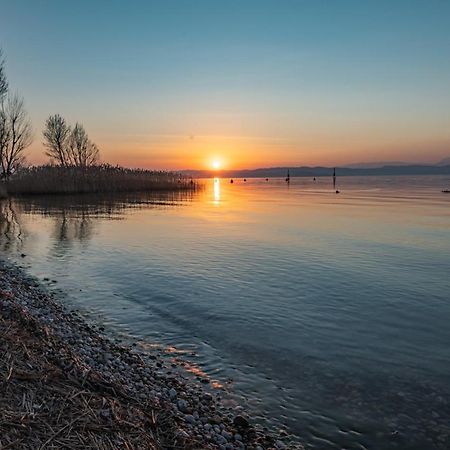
[168,388,177,400]
[177,399,188,413]
[233,415,250,428]
[216,435,227,445]
[221,430,233,440]
[202,393,213,402]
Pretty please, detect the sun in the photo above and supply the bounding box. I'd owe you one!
[212,160,221,170]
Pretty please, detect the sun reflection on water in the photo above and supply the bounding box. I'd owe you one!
[213,178,220,205]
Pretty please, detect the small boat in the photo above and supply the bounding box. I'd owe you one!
[244,178,247,182]
[266,178,269,181]
[443,189,450,193]
[230,179,234,184]
[336,190,340,194]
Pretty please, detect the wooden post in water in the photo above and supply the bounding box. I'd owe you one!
[285,169,290,183]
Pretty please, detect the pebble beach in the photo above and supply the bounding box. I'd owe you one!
[0,260,302,449]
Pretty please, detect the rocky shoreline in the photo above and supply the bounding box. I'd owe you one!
[0,260,302,449]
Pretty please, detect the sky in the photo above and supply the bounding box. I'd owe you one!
[1,0,450,170]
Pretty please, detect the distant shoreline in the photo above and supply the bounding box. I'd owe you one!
[182,164,450,179]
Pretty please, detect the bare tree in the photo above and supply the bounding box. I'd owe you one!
[0,49,9,177]
[0,93,33,179]
[43,114,71,166]
[0,49,7,102]
[67,122,99,168]
[0,107,9,170]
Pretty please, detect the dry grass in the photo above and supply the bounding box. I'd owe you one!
[0,296,185,450]
[4,165,197,196]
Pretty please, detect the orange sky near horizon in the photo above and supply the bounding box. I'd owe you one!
[25,130,450,171]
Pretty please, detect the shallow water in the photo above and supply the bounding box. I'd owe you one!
[1,175,450,449]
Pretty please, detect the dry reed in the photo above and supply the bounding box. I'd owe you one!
[4,165,197,196]
[0,292,193,450]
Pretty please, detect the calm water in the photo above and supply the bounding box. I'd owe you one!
[1,176,450,449]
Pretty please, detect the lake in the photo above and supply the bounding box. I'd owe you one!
[1,175,450,450]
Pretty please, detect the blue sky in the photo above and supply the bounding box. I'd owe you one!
[1,0,450,168]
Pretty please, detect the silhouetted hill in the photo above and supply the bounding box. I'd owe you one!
[181,164,450,179]
[438,157,450,166]
[343,161,408,169]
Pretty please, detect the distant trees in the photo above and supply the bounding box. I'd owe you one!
[68,123,99,168]
[0,49,33,179]
[43,115,99,168]
[43,114,71,166]
[1,47,101,184]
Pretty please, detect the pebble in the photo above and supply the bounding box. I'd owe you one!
[221,430,233,440]
[216,435,227,445]
[202,393,213,402]
[233,415,250,428]
[169,388,177,400]
[177,399,188,413]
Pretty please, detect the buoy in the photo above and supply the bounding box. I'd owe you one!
[230,179,234,184]
[336,190,340,194]
[244,178,247,182]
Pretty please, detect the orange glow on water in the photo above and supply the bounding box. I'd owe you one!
[180,361,224,389]
[213,178,221,205]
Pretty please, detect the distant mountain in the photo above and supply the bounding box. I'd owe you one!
[344,161,408,169]
[181,164,450,179]
[437,157,450,166]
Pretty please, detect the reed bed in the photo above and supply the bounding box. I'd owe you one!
[4,165,197,196]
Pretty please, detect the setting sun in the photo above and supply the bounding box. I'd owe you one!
[212,160,221,170]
